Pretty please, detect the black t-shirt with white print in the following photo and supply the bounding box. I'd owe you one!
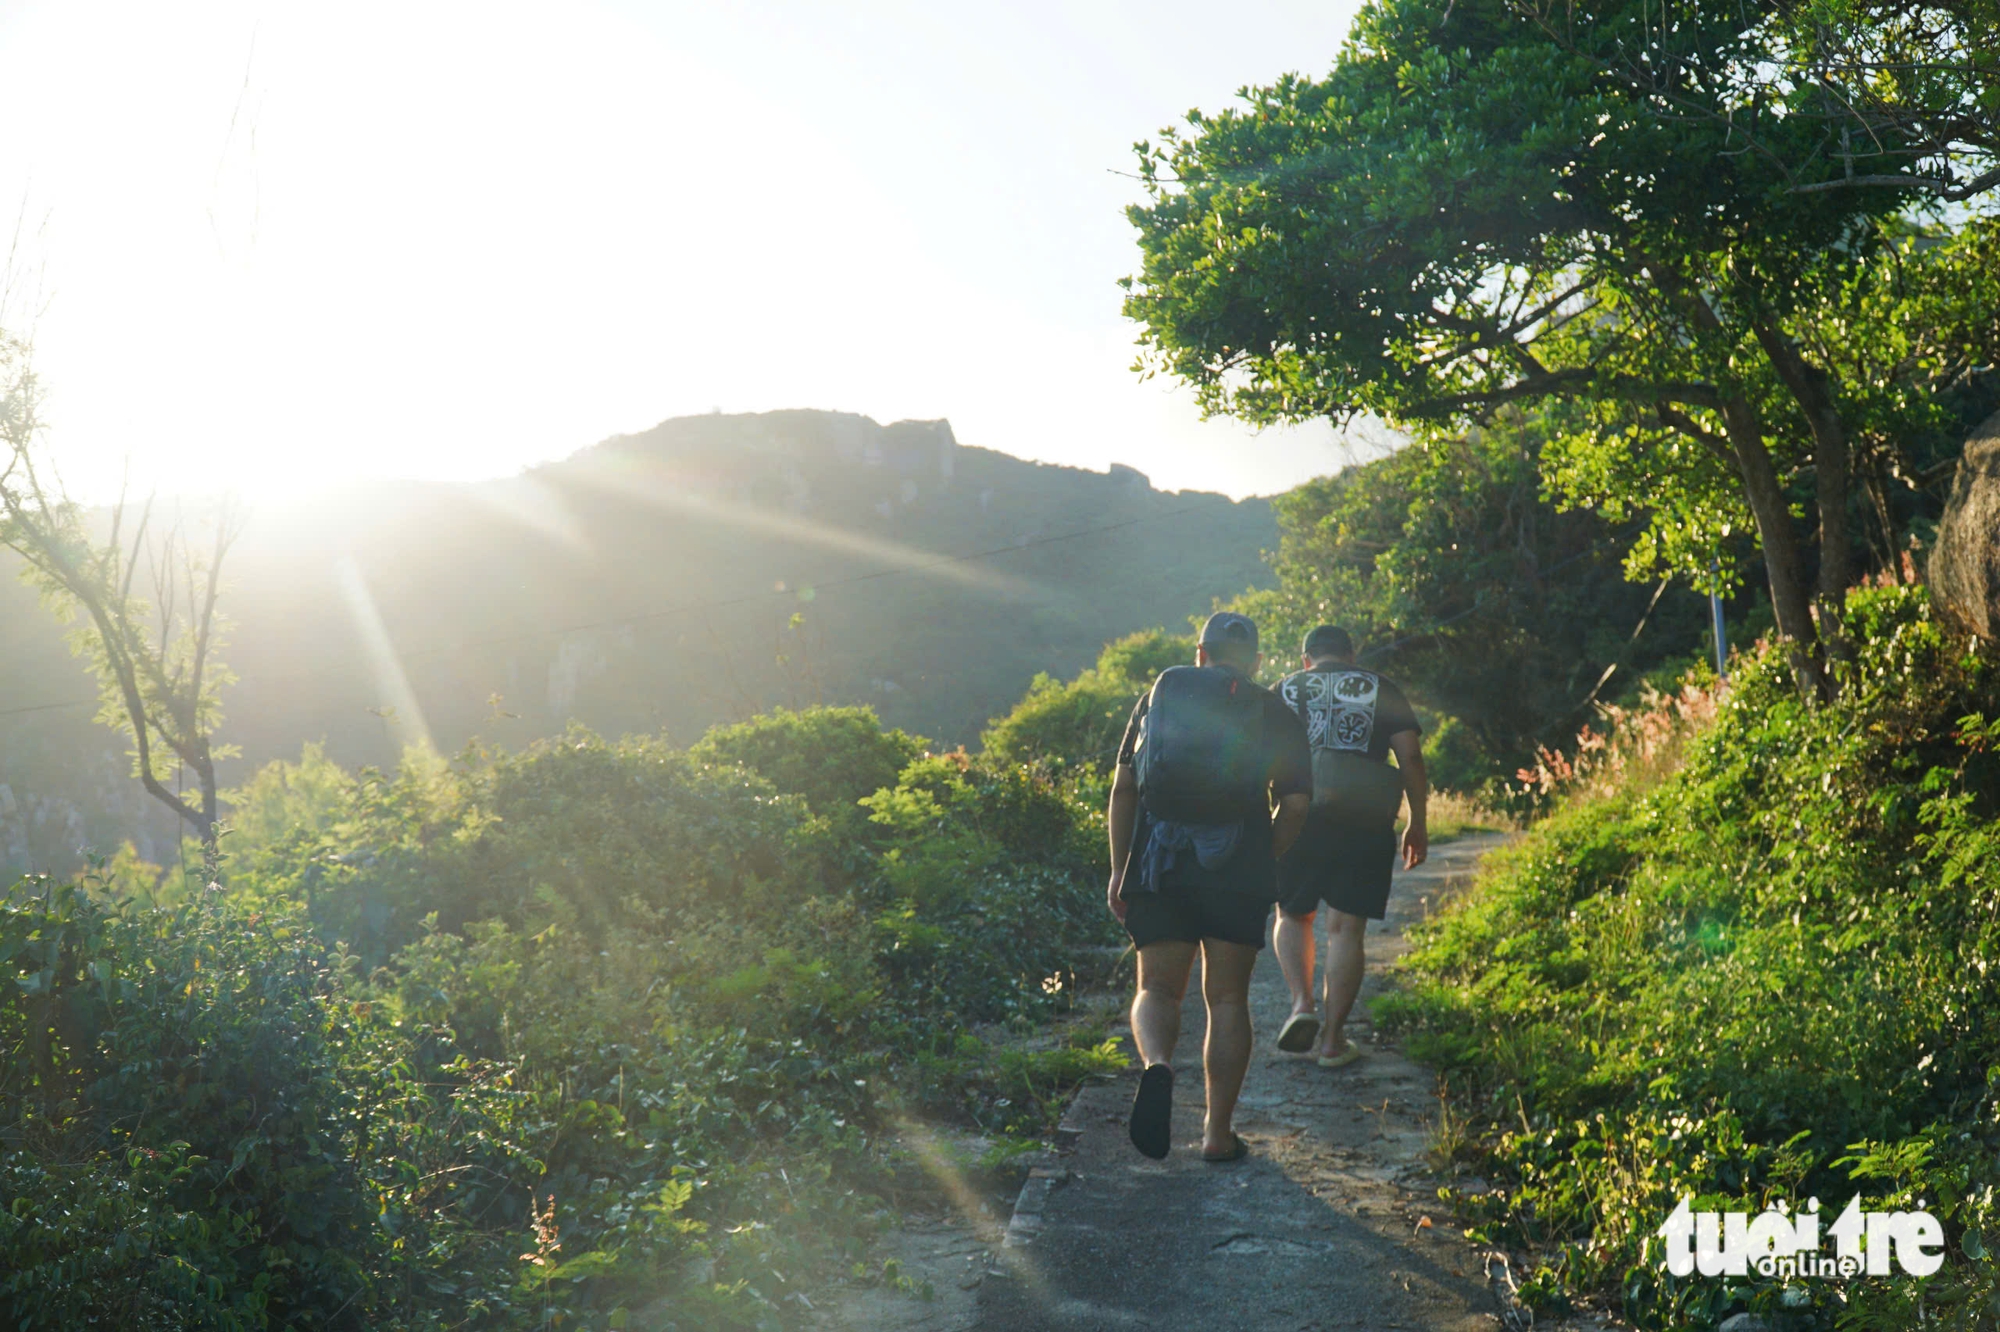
[1276,665,1421,765]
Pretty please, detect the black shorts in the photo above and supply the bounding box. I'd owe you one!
[1124,884,1270,950]
[1277,813,1397,921]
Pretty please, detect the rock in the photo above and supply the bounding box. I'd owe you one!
[1929,409,2000,639]
[1717,1316,1773,1332]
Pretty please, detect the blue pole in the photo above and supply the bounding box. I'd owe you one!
[1709,567,1728,680]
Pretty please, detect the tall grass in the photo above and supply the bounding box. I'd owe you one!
[1420,787,1516,842]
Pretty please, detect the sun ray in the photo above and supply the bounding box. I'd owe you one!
[333,552,436,756]
[460,473,593,555]
[891,1116,1056,1305]
[566,457,1042,600]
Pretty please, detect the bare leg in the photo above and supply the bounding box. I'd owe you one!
[1272,909,1317,1016]
[1132,941,1198,1068]
[1197,938,1259,1155]
[1318,910,1367,1058]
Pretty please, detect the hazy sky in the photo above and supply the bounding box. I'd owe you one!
[0,1,1380,502]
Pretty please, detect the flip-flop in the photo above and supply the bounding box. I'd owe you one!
[1128,1064,1174,1160]
[1316,1045,1366,1069]
[1202,1132,1250,1164]
[1276,1011,1322,1054]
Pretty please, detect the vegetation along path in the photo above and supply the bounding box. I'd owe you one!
[959,831,1608,1332]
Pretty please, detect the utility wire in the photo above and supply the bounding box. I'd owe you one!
[1,507,1668,728]
[0,698,97,721]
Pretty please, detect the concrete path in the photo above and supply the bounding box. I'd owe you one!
[976,832,1514,1332]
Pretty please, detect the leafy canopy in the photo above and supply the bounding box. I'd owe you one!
[1124,0,1891,431]
[1124,0,2000,693]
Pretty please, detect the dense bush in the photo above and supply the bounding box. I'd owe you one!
[0,883,387,1327]
[980,628,1189,769]
[0,705,1123,1328]
[688,706,926,847]
[862,753,1114,1027]
[225,733,830,967]
[1383,585,2000,1329]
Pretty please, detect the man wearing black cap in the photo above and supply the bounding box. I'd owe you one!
[1271,625,1426,1068]
[1106,611,1312,1162]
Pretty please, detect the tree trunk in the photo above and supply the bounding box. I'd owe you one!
[1753,322,1854,669]
[1862,452,1902,578]
[1651,271,1827,701]
[1720,394,1827,699]
[193,740,220,877]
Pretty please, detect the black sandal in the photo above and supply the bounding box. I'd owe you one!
[1202,1132,1250,1164]
[1276,1011,1322,1054]
[1128,1064,1174,1160]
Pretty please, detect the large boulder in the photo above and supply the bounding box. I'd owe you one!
[1929,409,2000,640]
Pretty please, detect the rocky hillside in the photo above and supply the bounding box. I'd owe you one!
[0,409,1277,872]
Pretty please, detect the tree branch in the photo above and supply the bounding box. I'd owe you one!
[1407,365,1731,419]
[1655,404,1740,468]
[1791,163,2000,201]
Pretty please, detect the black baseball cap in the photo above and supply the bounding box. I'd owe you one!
[1198,611,1258,652]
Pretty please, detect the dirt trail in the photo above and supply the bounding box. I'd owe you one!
[818,831,1615,1331]
[972,832,1507,1331]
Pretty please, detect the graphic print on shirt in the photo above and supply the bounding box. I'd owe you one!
[1281,670,1379,754]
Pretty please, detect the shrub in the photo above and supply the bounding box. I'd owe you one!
[0,697,1129,1327]
[0,882,411,1327]
[227,730,832,965]
[863,752,1119,1027]
[2,663,1141,1326]
[1384,585,2000,1328]
[979,628,1190,769]
[688,705,926,833]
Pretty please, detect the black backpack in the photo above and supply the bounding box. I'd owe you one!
[1134,665,1268,823]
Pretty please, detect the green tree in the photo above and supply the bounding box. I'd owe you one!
[1123,0,2000,698]
[0,340,241,866]
[1229,415,1719,781]
[1593,0,2000,204]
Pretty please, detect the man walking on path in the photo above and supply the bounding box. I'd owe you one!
[1271,625,1427,1067]
[1106,612,1311,1163]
